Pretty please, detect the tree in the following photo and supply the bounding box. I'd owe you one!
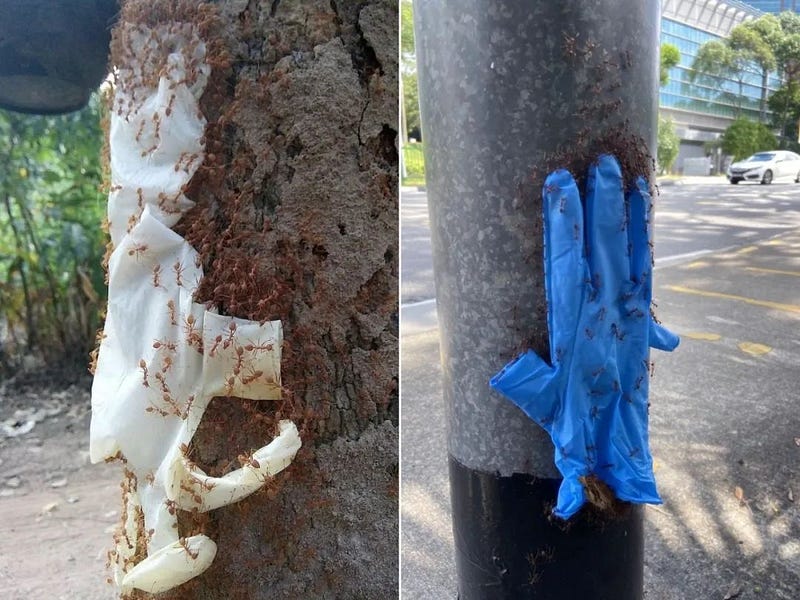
[773,31,800,142]
[660,43,680,86]
[401,0,414,59]
[690,40,751,117]
[776,10,800,85]
[690,13,789,123]
[103,2,398,598]
[776,32,800,83]
[768,80,800,144]
[720,118,776,161]
[0,100,107,371]
[729,15,779,122]
[778,9,800,36]
[657,116,679,174]
[403,71,421,140]
[400,0,419,140]
[658,46,681,176]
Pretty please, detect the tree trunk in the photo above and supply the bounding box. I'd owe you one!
[736,78,744,118]
[110,1,398,598]
[2,195,36,352]
[781,82,794,148]
[760,69,768,124]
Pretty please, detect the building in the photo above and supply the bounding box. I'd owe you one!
[745,0,798,12]
[660,0,781,172]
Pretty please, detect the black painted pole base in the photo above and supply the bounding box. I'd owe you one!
[450,457,644,600]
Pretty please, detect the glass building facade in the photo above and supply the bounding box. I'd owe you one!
[660,17,780,122]
[744,0,798,12]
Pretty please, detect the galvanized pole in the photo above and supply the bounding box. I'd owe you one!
[414,2,660,598]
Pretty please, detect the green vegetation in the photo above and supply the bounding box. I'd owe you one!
[771,13,800,145]
[690,40,754,118]
[768,81,800,144]
[720,118,776,161]
[402,72,420,142]
[660,43,680,87]
[0,98,107,374]
[657,116,679,174]
[691,11,800,136]
[402,144,425,186]
[659,42,681,172]
[401,0,423,184]
[401,0,420,142]
[400,0,414,59]
[729,15,779,122]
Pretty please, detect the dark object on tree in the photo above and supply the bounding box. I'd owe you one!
[0,0,118,114]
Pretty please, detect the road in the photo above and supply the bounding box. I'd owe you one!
[401,180,800,304]
[400,180,800,599]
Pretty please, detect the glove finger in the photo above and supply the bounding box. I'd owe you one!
[649,319,680,351]
[552,475,587,520]
[490,350,557,427]
[586,155,631,299]
[543,168,588,360]
[628,176,652,287]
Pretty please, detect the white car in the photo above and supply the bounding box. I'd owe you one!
[727,151,800,185]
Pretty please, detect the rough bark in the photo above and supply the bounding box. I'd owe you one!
[111,1,398,598]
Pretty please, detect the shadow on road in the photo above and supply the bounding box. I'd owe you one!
[401,229,800,599]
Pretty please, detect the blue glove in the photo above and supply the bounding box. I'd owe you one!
[490,155,679,519]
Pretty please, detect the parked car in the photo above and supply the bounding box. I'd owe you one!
[726,151,800,185]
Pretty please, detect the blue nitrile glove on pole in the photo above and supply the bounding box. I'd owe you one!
[490,154,679,519]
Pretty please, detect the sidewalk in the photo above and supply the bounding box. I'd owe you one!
[403,175,729,194]
[657,175,728,186]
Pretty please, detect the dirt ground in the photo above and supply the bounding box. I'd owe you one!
[0,375,121,600]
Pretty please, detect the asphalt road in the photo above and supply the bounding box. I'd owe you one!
[401,179,800,305]
[400,179,800,599]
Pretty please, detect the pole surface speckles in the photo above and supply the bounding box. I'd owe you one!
[415,0,660,478]
[416,1,661,597]
[90,23,300,594]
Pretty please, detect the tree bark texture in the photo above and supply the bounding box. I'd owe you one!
[112,1,398,598]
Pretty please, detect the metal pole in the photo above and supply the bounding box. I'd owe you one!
[415,2,660,598]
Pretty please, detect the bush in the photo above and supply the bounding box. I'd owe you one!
[657,116,679,174]
[0,96,107,374]
[721,118,777,161]
[402,143,425,184]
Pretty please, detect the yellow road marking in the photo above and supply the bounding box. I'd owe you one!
[665,285,800,314]
[765,239,786,246]
[745,266,800,278]
[683,332,722,341]
[738,342,772,356]
[735,246,757,255]
[686,261,709,269]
